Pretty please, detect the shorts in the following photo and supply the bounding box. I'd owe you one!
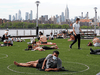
[41,42,47,44]
[36,58,45,68]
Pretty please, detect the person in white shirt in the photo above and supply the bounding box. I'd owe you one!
[69,18,84,49]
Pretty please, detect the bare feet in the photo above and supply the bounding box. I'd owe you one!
[14,61,19,66]
[55,45,59,49]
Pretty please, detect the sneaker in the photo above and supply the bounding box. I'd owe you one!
[78,48,82,49]
[69,45,72,49]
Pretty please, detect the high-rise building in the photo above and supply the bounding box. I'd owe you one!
[25,12,29,20]
[65,5,69,21]
[85,12,89,19]
[81,12,83,19]
[15,13,17,20]
[18,10,21,20]
[9,15,11,21]
[30,10,33,20]
[61,12,65,22]
[44,15,48,21]
[12,15,15,21]
[56,15,59,23]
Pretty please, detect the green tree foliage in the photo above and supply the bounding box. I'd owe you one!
[0,22,97,29]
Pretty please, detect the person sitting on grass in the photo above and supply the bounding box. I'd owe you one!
[57,30,63,38]
[14,51,62,71]
[1,31,9,41]
[49,32,54,40]
[68,31,75,41]
[92,37,100,47]
[62,29,67,39]
[37,32,47,44]
[0,38,13,47]
[37,33,56,45]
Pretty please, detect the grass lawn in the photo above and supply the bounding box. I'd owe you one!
[0,38,100,75]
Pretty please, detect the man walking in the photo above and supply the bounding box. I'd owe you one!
[69,18,84,49]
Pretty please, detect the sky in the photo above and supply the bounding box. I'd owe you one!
[0,0,100,20]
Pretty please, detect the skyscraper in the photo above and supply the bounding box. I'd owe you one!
[25,12,29,20]
[65,5,69,21]
[15,13,17,20]
[44,15,48,21]
[81,12,83,19]
[56,15,59,23]
[9,15,11,21]
[18,10,21,20]
[30,10,33,20]
[12,15,15,21]
[61,12,65,22]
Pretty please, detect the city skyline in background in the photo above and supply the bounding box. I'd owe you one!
[0,0,100,20]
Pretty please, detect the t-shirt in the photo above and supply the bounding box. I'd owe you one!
[94,43,100,47]
[73,23,80,34]
[45,54,62,69]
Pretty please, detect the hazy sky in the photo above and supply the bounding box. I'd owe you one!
[0,0,100,20]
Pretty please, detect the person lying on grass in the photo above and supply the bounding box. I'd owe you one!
[14,51,62,71]
[27,41,59,51]
[92,37,100,47]
[90,48,100,54]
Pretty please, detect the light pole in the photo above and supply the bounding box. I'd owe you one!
[35,1,40,37]
[94,7,97,34]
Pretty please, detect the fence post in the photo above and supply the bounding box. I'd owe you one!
[16,30,18,36]
[30,30,32,35]
[24,30,25,36]
[43,30,44,35]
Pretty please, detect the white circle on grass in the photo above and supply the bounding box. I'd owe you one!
[0,53,8,59]
[7,61,89,75]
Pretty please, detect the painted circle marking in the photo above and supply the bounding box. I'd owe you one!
[7,61,89,75]
[0,53,8,59]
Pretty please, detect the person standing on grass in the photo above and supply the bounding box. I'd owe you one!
[69,18,84,49]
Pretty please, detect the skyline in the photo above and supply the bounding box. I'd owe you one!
[0,0,100,20]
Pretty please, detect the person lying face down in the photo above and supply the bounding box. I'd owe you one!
[14,51,62,71]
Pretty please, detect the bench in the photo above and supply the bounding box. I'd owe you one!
[80,31,97,39]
